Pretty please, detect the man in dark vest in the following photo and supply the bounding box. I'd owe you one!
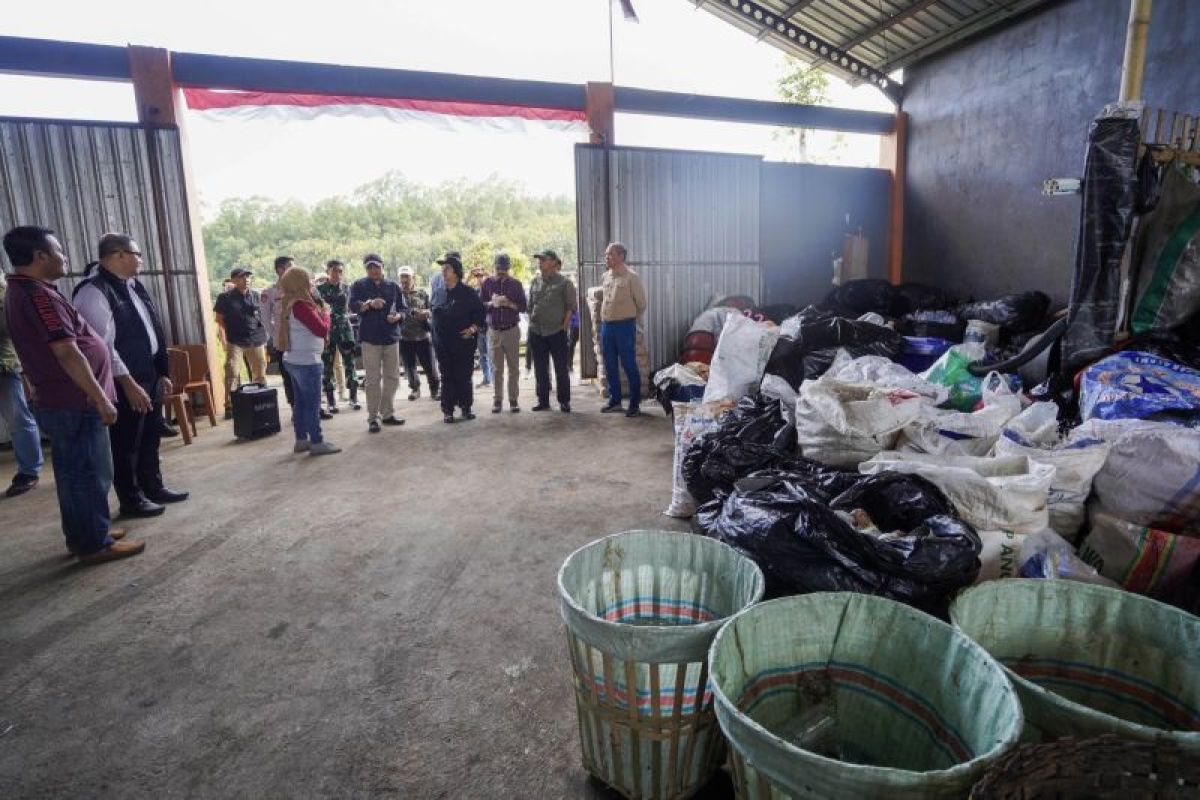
[74,232,188,518]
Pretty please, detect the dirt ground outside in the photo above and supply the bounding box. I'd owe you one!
[0,371,745,798]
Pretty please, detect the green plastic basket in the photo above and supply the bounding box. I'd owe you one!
[952,580,1200,748]
[558,530,765,799]
[709,593,1024,799]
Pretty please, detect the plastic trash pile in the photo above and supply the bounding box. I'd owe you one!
[655,279,1200,617]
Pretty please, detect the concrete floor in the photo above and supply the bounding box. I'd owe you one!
[0,372,727,798]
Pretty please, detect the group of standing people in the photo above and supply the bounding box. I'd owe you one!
[2,225,191,565]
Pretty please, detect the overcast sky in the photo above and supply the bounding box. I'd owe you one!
[0,0,894,214]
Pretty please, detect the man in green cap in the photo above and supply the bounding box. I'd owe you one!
[526,249,578,413]
[317,259,360,413]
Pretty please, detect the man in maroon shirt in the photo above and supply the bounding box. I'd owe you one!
[479,253,527,413]
[2,226,145,564]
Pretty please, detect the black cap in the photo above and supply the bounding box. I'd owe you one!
[533,249,561,263]
[436,251,463,269]
[493,253,511,270]
[229,267,252,279]
[363,253,384,268]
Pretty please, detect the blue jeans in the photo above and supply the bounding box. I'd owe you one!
[476,330,493,383]
[287,362,324,444]
[600,318,641,408]
[0,371,43,477]
[35,407,114,556]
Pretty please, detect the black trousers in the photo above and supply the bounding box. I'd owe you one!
[568,327,579,369]
[401,339,440,392]
[529,330,571,406]
[271,346,294,406]
[111,379,164,507]
[436,340,475,415]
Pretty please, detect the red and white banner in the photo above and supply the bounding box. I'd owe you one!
[182,89,588,134]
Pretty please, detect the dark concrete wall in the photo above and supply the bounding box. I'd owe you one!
[902,0,1200,305]
[761,161,892,307]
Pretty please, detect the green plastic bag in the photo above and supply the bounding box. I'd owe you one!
[920,343,986,412]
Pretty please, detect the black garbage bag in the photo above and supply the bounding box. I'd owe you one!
[823,279,896,317]
[958,291,1052,334]
[828,472,955,532]
[765,318,904,389]
[759,303,799,325]
[699,472,982,615]
[894,282,956,314]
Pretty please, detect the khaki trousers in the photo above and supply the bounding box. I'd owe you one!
[488,325,521,406]
[223,343,267,407]
[361,342,400,422]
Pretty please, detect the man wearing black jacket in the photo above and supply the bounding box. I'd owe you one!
[432,252,486,424]
[73,233,188,518]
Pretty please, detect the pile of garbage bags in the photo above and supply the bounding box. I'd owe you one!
[657,279,1200,617]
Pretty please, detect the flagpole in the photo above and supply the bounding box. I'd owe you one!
[608,0,616,84]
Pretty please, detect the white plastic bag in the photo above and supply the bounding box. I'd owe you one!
[702,314,780,404]
[794,378,924,467]
[993,403,1110,538]
[860,451,1055,533]
[825,350,949,405]
[665,401,732,518]
[897,378,1022,457]
[975,529,1113,586]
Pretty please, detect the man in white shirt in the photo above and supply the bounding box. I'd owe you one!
[74,232,188,518]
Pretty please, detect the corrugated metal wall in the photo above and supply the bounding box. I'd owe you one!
[575,144,762,377]
[0,119,205,344]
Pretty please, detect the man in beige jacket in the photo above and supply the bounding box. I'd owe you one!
[599,242,647,417]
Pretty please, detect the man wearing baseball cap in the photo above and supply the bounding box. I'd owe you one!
[213,266,268,413]
[527,250,577,412]
[432,251,486,423]
[479,253,527,414]
[348,254,406,433]
[397,265,439,401]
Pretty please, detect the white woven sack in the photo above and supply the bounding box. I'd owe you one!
[860,451,1055,533]
[702,314,780,404]
[794,377,924,467]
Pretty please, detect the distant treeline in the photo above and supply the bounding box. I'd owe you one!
[201,171,576,296]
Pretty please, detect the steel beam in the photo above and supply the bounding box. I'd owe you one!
[840,0,941,53]
[0,35,129,80]
[615,86,895,133]
[170,51,588,111]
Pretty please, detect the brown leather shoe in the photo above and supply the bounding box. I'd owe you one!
[109,528,128,541]
[77,540,145,565]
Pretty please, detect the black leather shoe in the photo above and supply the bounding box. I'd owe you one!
[369,420,381,433]
[159,421,180,438]
[625,406,642,418]
[147,487,189,504]
[461,411,476,421]
[443,414,456,424]
[560,403,571,413]
[382,416,405,426]
[600,403,624,414]
[531,403,551,412]
[6,473,38,497]
[120,498,165,518]
[319,409,333,420]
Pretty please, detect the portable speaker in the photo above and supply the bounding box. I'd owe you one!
[231,383,281,440]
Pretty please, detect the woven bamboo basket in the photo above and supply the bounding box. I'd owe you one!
[970,734,1200,799]
[709,593,1024,800]
[558,530,765,799]
[952,581,1200,748]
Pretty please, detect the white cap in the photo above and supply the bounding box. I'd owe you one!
[398,266,415,277]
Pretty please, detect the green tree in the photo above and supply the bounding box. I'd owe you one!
[774,57,831,162]
[201,172,575,298]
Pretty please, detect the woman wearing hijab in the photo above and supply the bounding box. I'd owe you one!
[276,266,341,455]
[432,252,486,424]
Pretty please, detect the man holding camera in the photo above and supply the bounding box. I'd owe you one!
[479,253,527,414]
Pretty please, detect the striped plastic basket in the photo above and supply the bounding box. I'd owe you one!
[558,530,764,799]
[709,593,1024,800]
[952,580,1200,748]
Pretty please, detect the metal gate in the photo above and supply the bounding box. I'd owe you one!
[574,144,762,378]
[0,118,206,345]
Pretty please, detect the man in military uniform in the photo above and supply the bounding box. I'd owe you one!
[397,266,440,401]
[318,260,360,414]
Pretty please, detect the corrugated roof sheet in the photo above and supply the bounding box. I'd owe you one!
[690,0,1052,100]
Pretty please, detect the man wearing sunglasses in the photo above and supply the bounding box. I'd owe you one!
[74,233,188,519]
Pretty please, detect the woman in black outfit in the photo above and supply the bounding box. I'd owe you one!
[432,252,487,423]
